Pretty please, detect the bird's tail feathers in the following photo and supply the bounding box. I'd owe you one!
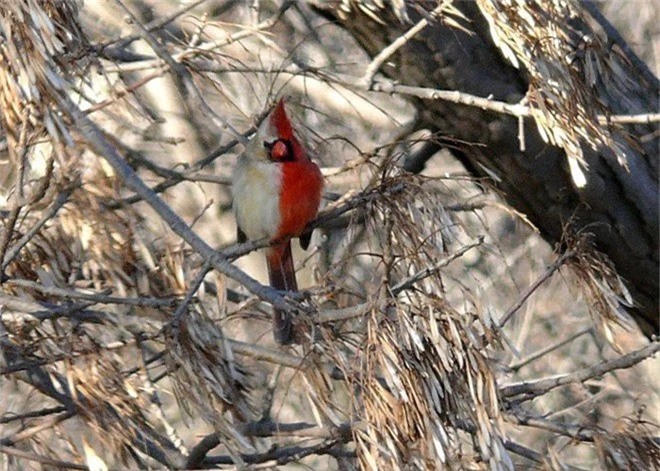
[267,242,298,344]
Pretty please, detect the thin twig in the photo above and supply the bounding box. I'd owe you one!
[499,249,576,328]
[501,340,660,398]
[509,326,592,371]
[186,421,350,467]
[0,411,75,446]
[6,279,177,308]
[203,438,348,467]
[502,439,542,464]
[1,338,141,377]
[603,112,660,124]
[0,207,20,280]
[505,410,594,442]
[191,63,660,125]
[104,1,294,74]
[98,0,210,52]
[370,80,530,117]
[226,338,303,369]
[1,188,73,270]
[0,295,107,324]
[391,237,484,295]
[313,302,372,323]
[0,445,88,470]
[362,2,448,85]
[170,261,212,327]
[0,406,67,425]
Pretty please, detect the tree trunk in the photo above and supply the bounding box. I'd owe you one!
[309,0,659,337]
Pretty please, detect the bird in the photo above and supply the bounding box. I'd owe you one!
[231,98,324,344]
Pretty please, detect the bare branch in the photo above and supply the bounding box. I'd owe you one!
[0,445,88,471]
[499,249,576,328]
[6,279,177,308]
[186,422,351,467]
[98,0,211,55]
[502,341,660,398]
[391,237,484,295]
[0,406,67,425]
[0,411,74,446]
[103,1,295,74]
[202,438,350,467]
[1,188,73,270]
[225,338,303,369]
[362,2,448,85]
[509,326,592,371]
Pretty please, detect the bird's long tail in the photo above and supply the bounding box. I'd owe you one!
[266,241,298,344]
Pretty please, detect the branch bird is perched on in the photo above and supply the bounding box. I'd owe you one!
[232,99,324,344]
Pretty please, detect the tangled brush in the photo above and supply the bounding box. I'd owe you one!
[0,1,657,470]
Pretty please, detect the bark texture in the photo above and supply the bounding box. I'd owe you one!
[309,1,659,337]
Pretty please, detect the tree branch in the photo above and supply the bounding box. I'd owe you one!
[502,340,660,398]
[0,445,88,471]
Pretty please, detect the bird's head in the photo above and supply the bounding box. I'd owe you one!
[243,98,307,164]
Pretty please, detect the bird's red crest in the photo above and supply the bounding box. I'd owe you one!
[270,98,294,140]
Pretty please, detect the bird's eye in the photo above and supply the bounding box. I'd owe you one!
[264,139,294,162]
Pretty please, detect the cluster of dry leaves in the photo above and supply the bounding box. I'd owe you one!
[0,1,657,470]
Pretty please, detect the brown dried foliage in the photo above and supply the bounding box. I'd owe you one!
[0,1,657,470]
[476,0,628,173]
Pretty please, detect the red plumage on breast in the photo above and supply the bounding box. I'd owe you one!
[277,160,323,241]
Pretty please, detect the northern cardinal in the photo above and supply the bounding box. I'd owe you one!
[232,98,323,344]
